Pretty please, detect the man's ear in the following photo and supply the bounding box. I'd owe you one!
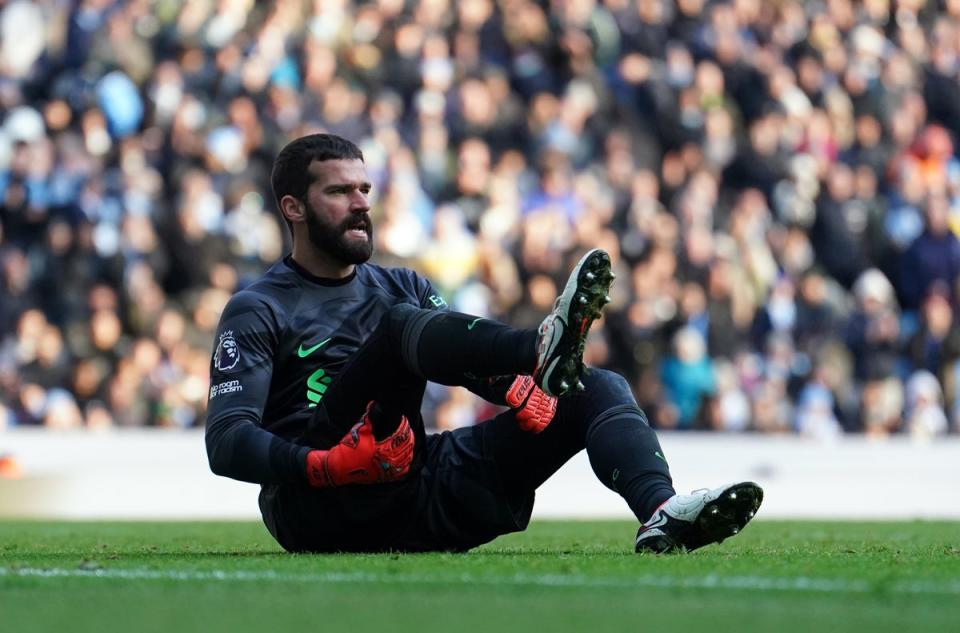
[279,195,305,225]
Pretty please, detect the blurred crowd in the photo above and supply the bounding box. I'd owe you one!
[2,0,960,440]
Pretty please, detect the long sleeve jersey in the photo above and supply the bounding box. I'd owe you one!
[204,255,446,485]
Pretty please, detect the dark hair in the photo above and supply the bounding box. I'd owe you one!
[270,134,364,225]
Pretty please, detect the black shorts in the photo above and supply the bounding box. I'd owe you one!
[259,405,592,552]
[260,369,634,553]
[259,415,535,553]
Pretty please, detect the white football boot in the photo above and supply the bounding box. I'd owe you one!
[635,482,764,553]
[533,248,614,397]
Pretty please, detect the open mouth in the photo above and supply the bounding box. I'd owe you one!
[345,220,370,239]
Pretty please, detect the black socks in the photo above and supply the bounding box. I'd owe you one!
[585,405,676,522]
[399,310,538,384]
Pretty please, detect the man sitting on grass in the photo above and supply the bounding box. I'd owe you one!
[205,133,763,553]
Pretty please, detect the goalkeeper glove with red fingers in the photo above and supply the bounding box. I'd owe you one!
[305,402,415,488]
[505,375,557,434]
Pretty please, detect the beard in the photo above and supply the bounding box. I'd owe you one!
[303,203,374,266]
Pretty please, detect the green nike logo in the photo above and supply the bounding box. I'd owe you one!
[655,451,667,463]
[297,337,332,358]
[467,317,483,330]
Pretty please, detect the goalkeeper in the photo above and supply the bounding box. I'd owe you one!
[205,133,762,553]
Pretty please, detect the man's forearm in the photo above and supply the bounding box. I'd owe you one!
[205,414,311,484]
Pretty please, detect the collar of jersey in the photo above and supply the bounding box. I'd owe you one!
[284,255,358,287]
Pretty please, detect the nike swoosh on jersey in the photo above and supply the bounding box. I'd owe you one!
[297,337,332,358]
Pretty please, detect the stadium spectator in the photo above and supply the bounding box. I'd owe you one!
[904,369,950,439]
[898,191,960,311]
[659,326,715,429]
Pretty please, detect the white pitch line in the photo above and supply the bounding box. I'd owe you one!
[1,567,959,595]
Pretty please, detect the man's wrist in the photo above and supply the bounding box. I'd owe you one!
[305,449,333,487]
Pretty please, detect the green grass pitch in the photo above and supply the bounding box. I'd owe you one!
[2,520,958,633]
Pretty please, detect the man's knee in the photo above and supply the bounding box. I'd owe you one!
[578,370,653,441]
[382,303,439,377]
[550,368,643,436]
[381,302,419,336]
[582,368,635,405]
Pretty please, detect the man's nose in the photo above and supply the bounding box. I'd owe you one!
[349,189,369,210]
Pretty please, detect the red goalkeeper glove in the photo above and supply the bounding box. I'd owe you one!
[505,375,557,434]
[305,402,415,488]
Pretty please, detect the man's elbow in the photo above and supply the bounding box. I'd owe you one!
[207,451,231,477]
[205,427,235,477]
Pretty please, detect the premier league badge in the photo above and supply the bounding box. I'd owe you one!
[214,330,240,371]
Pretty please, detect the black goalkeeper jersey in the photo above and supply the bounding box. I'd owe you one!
[205,255,446,485]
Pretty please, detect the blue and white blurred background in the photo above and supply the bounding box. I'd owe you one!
[1,0,958,519]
